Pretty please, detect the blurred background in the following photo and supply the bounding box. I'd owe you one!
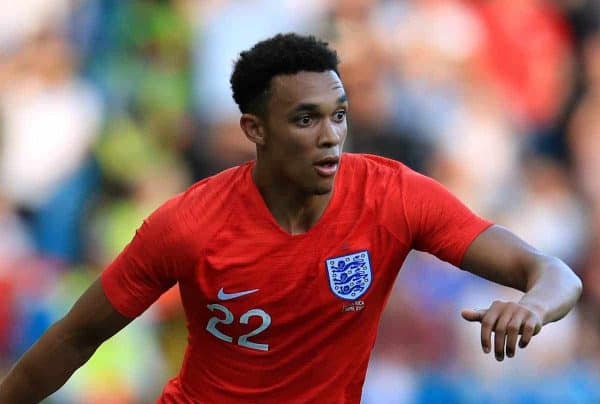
[0,0,598,402]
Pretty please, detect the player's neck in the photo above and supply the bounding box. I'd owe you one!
[252,163,332,235]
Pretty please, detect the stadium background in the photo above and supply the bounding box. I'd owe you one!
[0,0,599,402]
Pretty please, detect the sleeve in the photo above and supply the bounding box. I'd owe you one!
[100,197,185,318]
[400,168,494,267]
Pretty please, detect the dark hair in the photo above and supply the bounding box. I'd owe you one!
[230,33,340,116]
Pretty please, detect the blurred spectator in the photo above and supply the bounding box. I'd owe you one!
[0,32,102,262]
[0,196,34,367]
[500,156,588,266]
[557,0,600,45]
[0,0,71,52]
[570,34,600,204]
[569,32,600,396]
[431,80,520,216]
[390,0,484,144]
[471,0,574,130]
[0,196,34,267]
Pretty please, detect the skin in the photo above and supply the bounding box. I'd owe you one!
[241,70,348,234]
[460,225,582,361]
[0,70,582,403]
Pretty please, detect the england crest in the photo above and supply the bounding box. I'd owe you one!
[326,250,372,300]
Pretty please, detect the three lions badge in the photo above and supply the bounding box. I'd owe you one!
[326,250,372,300]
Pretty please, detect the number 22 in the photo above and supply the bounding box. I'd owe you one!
[206,304,271,351]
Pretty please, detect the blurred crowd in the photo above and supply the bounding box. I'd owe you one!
[0,0,599,402]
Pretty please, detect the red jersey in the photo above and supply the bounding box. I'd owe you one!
[101,153,492,403]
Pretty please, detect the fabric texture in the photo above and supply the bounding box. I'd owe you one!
[101,153,493,403]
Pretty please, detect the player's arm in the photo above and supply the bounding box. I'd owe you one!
[459,224,582,361]
[0,278,132,403]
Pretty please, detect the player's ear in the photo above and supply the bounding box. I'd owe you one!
[240,113,266,146]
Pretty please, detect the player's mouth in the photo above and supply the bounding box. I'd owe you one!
[313,156,340,177]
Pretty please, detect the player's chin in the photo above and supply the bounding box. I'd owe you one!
[313,186,333,196]
[312,179,335,195]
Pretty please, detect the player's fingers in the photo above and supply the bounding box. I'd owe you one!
[519,315,542,349]
[480,302,503,354]
[461,309,486,322]
[493,308,516,361]
[505,311,527,358]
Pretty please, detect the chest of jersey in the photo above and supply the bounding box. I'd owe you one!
[178,208,410,356]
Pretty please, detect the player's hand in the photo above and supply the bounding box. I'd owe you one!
[461,301,543,361]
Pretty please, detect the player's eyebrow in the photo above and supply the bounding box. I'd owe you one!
[291,103,320,114]
[290,95,348,115]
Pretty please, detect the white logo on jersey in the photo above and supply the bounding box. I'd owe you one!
[217,288,259,301]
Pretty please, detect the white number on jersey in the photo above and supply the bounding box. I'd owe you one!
[205,305,271,351]
[206,304,234,343]
[238,309,271,351]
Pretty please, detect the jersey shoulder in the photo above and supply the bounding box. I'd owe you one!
[156,162,252,243]
[180,162,250,204]
[341,153,414,192]
[342,152,411,174]
[339,153,430,225]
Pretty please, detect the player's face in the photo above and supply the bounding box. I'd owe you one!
[262,70,348,195]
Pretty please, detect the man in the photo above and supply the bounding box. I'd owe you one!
[0,33,582,403]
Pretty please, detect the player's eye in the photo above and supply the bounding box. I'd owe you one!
[333,110,347,122]
[296,114,313,127]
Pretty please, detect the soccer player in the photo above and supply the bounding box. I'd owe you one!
[0,34,582,403]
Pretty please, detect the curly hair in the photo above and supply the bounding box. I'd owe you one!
[230,33,340,116]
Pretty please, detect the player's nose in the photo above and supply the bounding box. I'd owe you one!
[318,121,343,148]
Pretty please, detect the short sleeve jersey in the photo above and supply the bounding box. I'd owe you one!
[101,153,492,403]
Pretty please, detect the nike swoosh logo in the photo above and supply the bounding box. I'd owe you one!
[217,288,259,301]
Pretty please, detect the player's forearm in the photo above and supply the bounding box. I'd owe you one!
[0,319,98,403]
[519,256,582,325]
